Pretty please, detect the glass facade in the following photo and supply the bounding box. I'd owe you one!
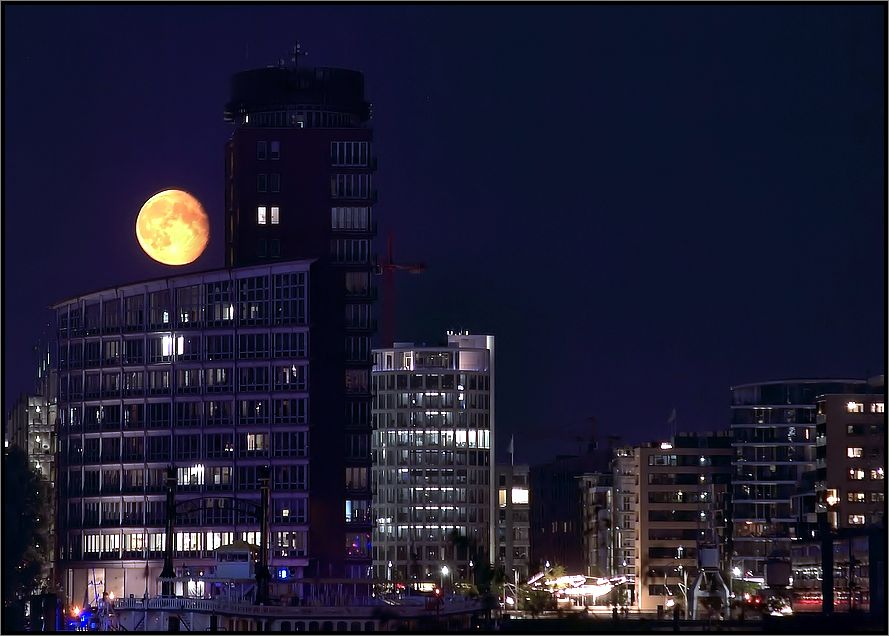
[729,379,868,579]
[55,262,312,602]
[371,337,494,589]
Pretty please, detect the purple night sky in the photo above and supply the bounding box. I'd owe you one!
[3,4,885,463]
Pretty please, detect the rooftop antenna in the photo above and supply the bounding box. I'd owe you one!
[291,40,308,68]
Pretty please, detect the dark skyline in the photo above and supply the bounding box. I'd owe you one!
[3,4,885,463]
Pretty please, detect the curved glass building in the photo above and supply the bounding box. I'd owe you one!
[729,379,869,580]
[54,261,317,601]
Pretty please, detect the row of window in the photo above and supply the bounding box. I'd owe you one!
[256,173,281,193]
[60,332,307,368]
[58,275,307,334]
[846,447,882,458]
[67,463,310,495]
[845,401,885,414]
[66,431,309,462]
[848,467,884,481]
[61,399,309,429]
[62,364,309,397]
[76,529,307,558]
[256,206,280,225]
[846,491,884,503]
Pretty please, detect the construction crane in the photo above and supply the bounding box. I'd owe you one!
[378,234,425,347]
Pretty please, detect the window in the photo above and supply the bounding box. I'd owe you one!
[871,402,885,413]
[847,447,864,458]
[242,433,269,455]
[849,468,865,480]
[205,335,234,360]
[257,206,267,225]
[257,174,268,192]
[257,141,267,160]
[871,492,885,503]
[330,173,371,199]
[270,141,280,160]
[177,464,204,487]
[846,402,864,413]
[270,239,280,257]
[274,464,307,490]
[331,239,370,264]
[273,431,308,458]
[270,206,280,224]
[331,206,370,230]
[330,141,369,166]
[848,514,866,526]
[345,467,368,490]
[847,492,866,503]
[649,454,678,466]
[274,332,307,358]
[870,467,884,480]
[270,173,280,193]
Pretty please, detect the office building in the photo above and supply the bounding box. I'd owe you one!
[53,261,329,603]
[815,379,885,530]
[371,333,495,590]
[730,379,872,580]
[612,447,637,592]
[496,463,530,584]
[579,472,613,578]
[530,449,607,574]
[224,55,377,582]
[634,432,732,612]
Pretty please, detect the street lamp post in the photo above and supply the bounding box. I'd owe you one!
[441,565,449,592]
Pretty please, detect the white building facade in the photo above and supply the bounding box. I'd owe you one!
[372,333,495,590]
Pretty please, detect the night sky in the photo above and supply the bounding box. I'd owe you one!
[3,4,885,464]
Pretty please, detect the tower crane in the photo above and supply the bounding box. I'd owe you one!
[378,234,425,348]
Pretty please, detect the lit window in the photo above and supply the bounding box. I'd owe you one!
[257,206,267,225]
[511,487,529,505]
[870,468,884,480]
[847,492,865,503]
[871,402,885,413]
[849,468,865,480]
[825,489,839,506]
[271,206,280,225]
[846,402,864,413]
[847,447,863,458]
[848,514,866,526]
[498,489,507,508]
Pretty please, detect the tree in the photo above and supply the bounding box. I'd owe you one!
[3,447,52,631]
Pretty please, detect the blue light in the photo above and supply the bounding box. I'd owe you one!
[278,568,289,580]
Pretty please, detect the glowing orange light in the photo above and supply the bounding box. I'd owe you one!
[136,189,210,266]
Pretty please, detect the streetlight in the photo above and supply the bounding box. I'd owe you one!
[441,565,449,591]
[387,561,393,589]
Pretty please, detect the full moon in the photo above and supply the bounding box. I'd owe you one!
[136,189,210,266]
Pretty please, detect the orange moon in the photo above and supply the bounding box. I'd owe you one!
[136,190,209,265]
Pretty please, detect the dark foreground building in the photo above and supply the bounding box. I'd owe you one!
[223,56,378,583]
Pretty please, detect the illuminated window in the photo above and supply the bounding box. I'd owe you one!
[847,492,865,503]
[849,468,865,481]
[848,514,866,526]
[512,487,529,505]
[870,467,884,480]
[847,447,863,458]
[871,402,885,413]
[498,489,507,508]
[257,206,267,225]
[271,206,280,224]
[846,402,864,413]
